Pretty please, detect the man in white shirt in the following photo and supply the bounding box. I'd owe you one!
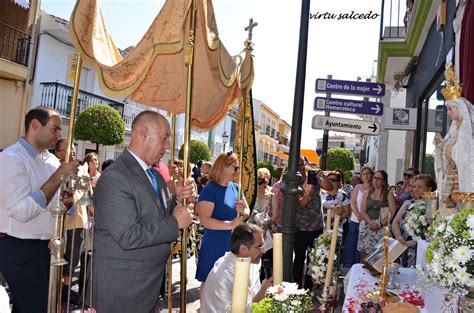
[0,107,79,313]
[200,223,273,312]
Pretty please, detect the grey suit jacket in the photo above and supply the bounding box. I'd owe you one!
[91,149,179,313]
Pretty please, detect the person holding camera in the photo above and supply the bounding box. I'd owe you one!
[293,157,332,289]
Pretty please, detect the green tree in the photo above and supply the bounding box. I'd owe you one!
[74,104,125,153]
[257,161,275,178]
[178,139,211,164]
[273,167,284,179]
[424,153,435,178]
[343,170,353,184]
[327,147,355,172]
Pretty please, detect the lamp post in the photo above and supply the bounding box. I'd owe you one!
[279,0,311,282]
[222,131,229,152]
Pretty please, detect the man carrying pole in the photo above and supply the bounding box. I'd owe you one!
[90,111,196,313]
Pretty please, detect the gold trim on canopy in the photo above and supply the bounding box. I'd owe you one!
[69,0,254,130]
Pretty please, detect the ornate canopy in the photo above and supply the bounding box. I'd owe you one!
[69,0,254,130]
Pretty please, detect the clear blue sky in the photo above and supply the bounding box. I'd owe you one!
[41,0,382,149]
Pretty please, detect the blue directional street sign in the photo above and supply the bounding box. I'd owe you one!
[316,78,385,97]
[314,96,383,116]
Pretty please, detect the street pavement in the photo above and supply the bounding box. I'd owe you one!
[160,256,201,312]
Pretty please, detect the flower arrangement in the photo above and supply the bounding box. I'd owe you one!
[418,208,474,292]
[403,200,430,240]
[251,282,312,312]
[307,230,342,284]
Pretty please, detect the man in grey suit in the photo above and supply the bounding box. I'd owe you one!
[91,111,195,313]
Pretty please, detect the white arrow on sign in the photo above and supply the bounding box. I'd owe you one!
[370,104,381,114]
[373,85,383,95]
[311,115,380,136]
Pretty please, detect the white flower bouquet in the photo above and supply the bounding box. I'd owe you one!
[251,282,312,312]
[403,200,430,240]
[307,230,342,285]
[419,208,474,292]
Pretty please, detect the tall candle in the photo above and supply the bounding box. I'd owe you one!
[326,208,332,231]
[231,257,251,313]
[324,214,341,289]
[273,233,283,285]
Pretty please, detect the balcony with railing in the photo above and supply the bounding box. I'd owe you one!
[0,22,31,66]
[279,135,289,146]
[40,82,124,120]
[380,0,412,40]
[259,125,272,137]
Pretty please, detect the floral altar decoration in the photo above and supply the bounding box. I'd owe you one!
[403,200,430,241]
[251,282,312,312]
[308,230,342,285]
[416,208,473,309]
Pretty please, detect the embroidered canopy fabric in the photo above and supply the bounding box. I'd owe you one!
[69,0,254,129]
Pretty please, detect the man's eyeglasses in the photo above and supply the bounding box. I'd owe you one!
[247,244,265,251]
[403,173,413,178]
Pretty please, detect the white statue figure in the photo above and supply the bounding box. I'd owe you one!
[434,66,474,211]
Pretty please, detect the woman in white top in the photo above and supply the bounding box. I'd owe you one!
[341,166,373,267]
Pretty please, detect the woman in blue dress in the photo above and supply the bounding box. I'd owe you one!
[195,152,250,287]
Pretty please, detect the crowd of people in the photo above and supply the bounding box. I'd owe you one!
[0,106,439,313]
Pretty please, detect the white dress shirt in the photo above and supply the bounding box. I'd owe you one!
[0,137,60,240]
[200,251,261,313]
[127,148,153,184]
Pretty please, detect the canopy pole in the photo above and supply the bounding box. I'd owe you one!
[180,0,197,310]
[168,114,177,312]
[47,52,83,313]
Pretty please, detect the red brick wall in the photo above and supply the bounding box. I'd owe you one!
[0,0,30,34]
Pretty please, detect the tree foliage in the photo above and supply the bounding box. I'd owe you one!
[178,139,211,164]
[273,167,284,179]
[424,153,435,178]
[327,147,355,172]
[257,161,275,178]
[74,104,125,152]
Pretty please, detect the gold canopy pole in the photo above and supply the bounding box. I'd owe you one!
[47,52,83,313]
[168,114,177,313]
[180,0,197,310]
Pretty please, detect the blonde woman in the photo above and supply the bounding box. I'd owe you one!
[195,152,250,284]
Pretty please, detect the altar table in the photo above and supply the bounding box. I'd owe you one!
[342,264,443,312]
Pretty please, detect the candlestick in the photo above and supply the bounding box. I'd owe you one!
[379,210,391,298]
[231,257,251,313]
[273,233,283,285]
[323,206,343,290]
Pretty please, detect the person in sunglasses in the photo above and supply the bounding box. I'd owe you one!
[195,152,250,293]
[357,170,397,260]
[320,171,351,229]
[395,167,419,213]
